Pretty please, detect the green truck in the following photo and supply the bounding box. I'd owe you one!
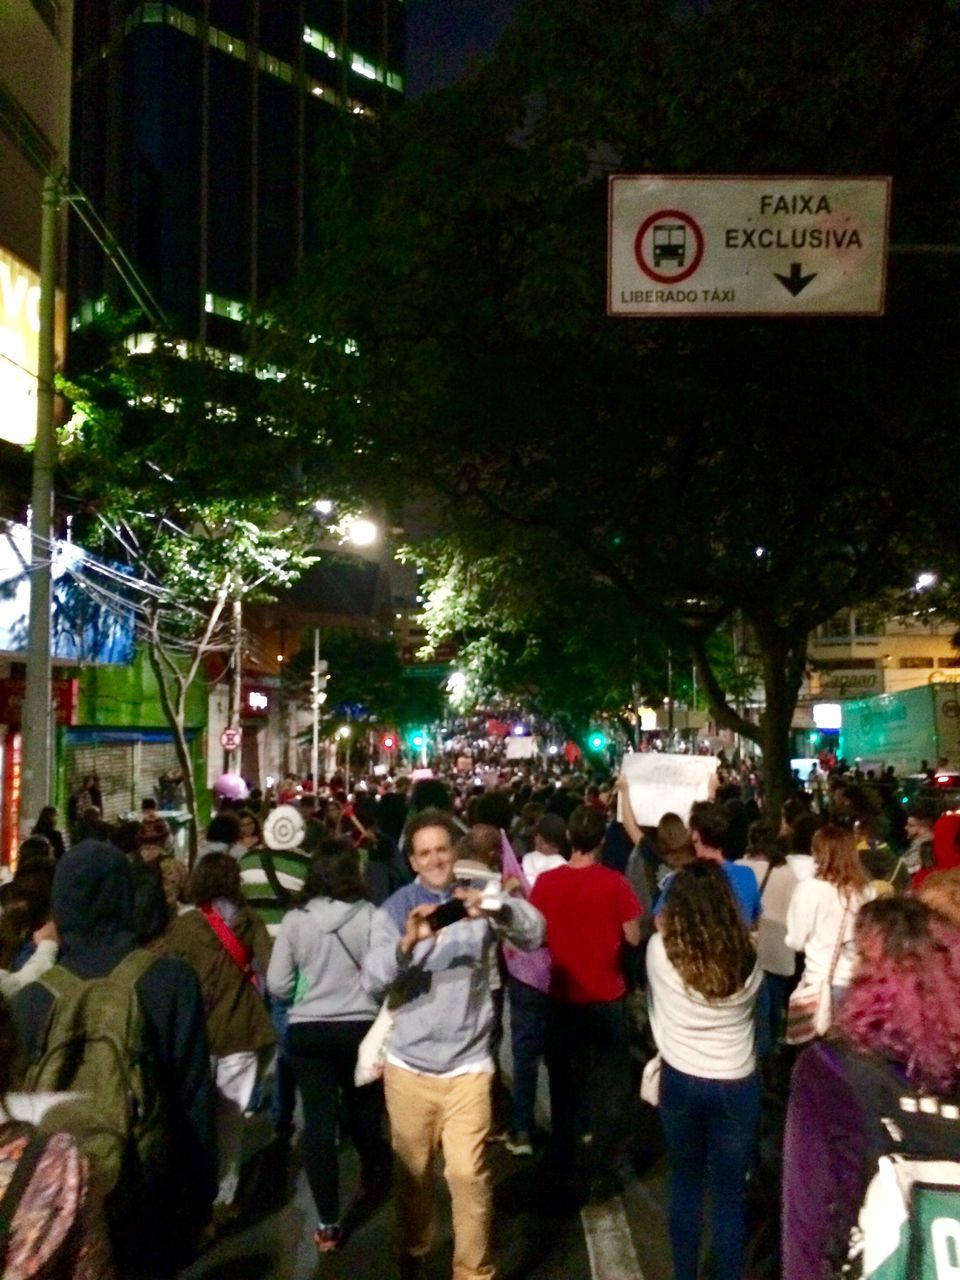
[840,682,960,775]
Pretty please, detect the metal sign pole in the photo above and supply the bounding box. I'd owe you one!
[21,173,60,833]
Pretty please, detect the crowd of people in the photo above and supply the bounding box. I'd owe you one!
[1,756,959,1280]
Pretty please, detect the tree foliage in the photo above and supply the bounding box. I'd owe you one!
[59,317,315,858]
[265,0,960,805]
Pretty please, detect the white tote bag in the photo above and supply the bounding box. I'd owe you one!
[354,1002,395,1086]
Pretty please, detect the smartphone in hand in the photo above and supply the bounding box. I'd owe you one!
[428,898,469,932]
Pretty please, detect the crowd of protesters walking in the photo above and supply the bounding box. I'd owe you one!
[1,749,960,1280]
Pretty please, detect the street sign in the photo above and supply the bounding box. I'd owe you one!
[220,725,243,751]
[608,175,891,317]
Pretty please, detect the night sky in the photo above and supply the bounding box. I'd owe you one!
[406,0,523,97]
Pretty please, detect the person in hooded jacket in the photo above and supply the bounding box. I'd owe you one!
[167,851,274,1218]
[11,841,217,1279]
[267,839,388,1255]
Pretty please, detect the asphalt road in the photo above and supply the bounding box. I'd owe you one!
[180,1016,678,1280]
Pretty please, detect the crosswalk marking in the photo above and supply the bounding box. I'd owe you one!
[581,1197,645,1280]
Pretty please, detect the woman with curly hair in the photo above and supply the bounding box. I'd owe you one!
[782,897,960,1279]
[647,860,764,1280]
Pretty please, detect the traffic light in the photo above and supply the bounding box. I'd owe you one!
[407,728,426,749]
[381,732,398,751]
[586,730,607,753]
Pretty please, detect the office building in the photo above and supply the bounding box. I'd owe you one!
[71,0,405,349]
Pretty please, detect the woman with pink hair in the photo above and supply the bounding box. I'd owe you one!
[782,897,960,1279]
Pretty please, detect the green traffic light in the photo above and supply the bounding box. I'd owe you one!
[408,729,425,748]
[587,731,607,752]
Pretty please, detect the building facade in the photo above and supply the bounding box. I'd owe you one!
[0,1,75,862]
[0,0,73,464]
[71,0,405,349]
[806,608,960,702]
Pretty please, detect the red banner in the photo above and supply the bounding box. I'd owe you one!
[0,678,79,728]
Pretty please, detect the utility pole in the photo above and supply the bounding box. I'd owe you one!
[20,173,60,832]
[222,597,243,774]
[15,158,164,834]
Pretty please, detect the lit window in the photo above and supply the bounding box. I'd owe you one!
[351,54,380,81]
[303,26,339,59]
[386,70,404,92]
[204,293,246,322]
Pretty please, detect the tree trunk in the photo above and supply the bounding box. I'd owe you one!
[688,629,761,745]
[146,642,201,866]
[755,625,808,817]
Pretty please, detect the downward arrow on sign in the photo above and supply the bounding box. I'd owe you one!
[775,263,817,296]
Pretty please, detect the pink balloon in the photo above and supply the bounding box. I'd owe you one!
[214,772,249,801]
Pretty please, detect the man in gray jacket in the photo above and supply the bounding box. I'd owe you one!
[362,808,545,1280]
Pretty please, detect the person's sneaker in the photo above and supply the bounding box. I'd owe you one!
[505,1131,534,1156]
[314,1224,342,1254]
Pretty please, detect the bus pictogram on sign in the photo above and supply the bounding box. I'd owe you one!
[635,209,705,284]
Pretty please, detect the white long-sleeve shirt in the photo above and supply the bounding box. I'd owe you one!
[647,932,763,1080]
[784,878,869,988]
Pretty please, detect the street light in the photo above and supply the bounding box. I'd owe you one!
[344,517,378,547]
[916,572,938,591]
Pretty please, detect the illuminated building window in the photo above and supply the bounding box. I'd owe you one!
[204,292,245,322]
[119,9,395,109]
[352,54,379,81]
[304,27,339,59]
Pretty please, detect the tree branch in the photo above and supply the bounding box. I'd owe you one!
[687,628,760,744]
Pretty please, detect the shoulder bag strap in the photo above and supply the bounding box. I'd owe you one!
[329,902,366,971]
[260,851,293,908]
[826,901,851,988]
[758,862,775,899]
[199,904,255,984]
[0,1127,50,1260]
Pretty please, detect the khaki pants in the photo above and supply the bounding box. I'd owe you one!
[384,1064,494,1280]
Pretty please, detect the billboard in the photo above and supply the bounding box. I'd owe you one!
[0,245,41,446]
[0,244,64,447]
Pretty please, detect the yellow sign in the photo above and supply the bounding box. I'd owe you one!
[0,245,41,446]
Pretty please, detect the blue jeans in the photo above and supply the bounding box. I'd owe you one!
[659,1061,760,1280]
[508,977,548,1135]
[269,997,296,1133]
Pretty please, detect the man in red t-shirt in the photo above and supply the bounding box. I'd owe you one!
[530,804,641,1202]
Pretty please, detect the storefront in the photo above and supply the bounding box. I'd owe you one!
[0,676,78,867]
[58,651,209,831]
